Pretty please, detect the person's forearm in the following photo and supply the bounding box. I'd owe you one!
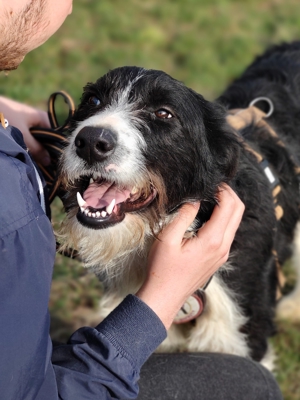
[52,295,167,399]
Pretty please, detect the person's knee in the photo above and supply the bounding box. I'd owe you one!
[138,353,283,400]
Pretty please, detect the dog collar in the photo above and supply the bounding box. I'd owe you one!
[173,289,206,324]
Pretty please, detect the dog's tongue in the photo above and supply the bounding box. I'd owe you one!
[83,181,131,208]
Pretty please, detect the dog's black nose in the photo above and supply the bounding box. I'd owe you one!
[74,126,117,164]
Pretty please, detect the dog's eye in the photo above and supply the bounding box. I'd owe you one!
[155,109,173,119]
[88,96,101,106]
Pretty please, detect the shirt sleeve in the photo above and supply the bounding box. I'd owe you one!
[51,295,167,400]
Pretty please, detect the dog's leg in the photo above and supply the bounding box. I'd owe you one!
[276,221,300,321]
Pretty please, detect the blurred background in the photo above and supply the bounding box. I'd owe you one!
[1,0,300,398]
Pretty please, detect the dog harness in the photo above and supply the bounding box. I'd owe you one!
[226,97,300,300]
[226,99,285,220]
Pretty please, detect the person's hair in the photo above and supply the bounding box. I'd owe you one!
[0,0,47,71]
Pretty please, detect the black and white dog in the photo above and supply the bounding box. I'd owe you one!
[59,42,300,370]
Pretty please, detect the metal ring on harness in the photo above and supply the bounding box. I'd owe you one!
[249,97,274,118]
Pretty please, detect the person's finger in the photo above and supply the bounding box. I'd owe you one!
[159,202,200,244]
[22,129,51,166]
[197,185,243,239]
[29,109,51,129]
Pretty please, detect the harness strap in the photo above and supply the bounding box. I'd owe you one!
[226,106,284,221]
[226,104,295,300]
[227,106,266,131]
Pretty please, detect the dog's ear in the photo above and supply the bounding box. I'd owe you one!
[185,89,240,192]
[200,96,240,182]
[181,90,241,223]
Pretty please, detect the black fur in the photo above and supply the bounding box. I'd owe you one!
[64,42,300,362]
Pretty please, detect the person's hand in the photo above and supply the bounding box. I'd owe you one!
[136,184,245,329]
[0,96,51,165]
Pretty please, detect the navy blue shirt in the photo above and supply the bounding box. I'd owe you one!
[0,125,166,399]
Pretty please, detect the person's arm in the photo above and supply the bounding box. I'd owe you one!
[0,96,51,165]
[51,295,166,400]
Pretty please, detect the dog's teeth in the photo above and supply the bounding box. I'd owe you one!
[84,209,89,216]
[88,211,92,217]
[93,173,98,181]
[77,192,87,209]
[80,207,86,213]
[101,210,107,217]
[92,213,96,218]
[90,178,94,184]
[106,199,116,215]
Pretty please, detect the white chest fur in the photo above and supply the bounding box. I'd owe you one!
[98,274,250,358]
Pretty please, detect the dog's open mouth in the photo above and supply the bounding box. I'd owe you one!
[75,176,157,229]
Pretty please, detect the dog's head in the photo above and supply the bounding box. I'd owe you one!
[59,67,239,270]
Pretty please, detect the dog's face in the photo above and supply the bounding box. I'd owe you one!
[60,67,239,269]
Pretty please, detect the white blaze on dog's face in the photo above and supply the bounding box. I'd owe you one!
[63,81,147,184]
[60,66,238,269]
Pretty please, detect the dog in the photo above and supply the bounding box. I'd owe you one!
[59,41,300,371]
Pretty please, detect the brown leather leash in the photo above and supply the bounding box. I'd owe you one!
[30,90,76,203]
[30,91,79,259]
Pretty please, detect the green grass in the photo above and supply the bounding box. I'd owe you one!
[2,0,300,397]
[272,260,300,400]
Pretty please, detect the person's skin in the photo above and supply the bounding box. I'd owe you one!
[0,0,73,165]
[137,187,244,329]
[0,96,51,165]
[0,0,245,330]
[0,0,73,70]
